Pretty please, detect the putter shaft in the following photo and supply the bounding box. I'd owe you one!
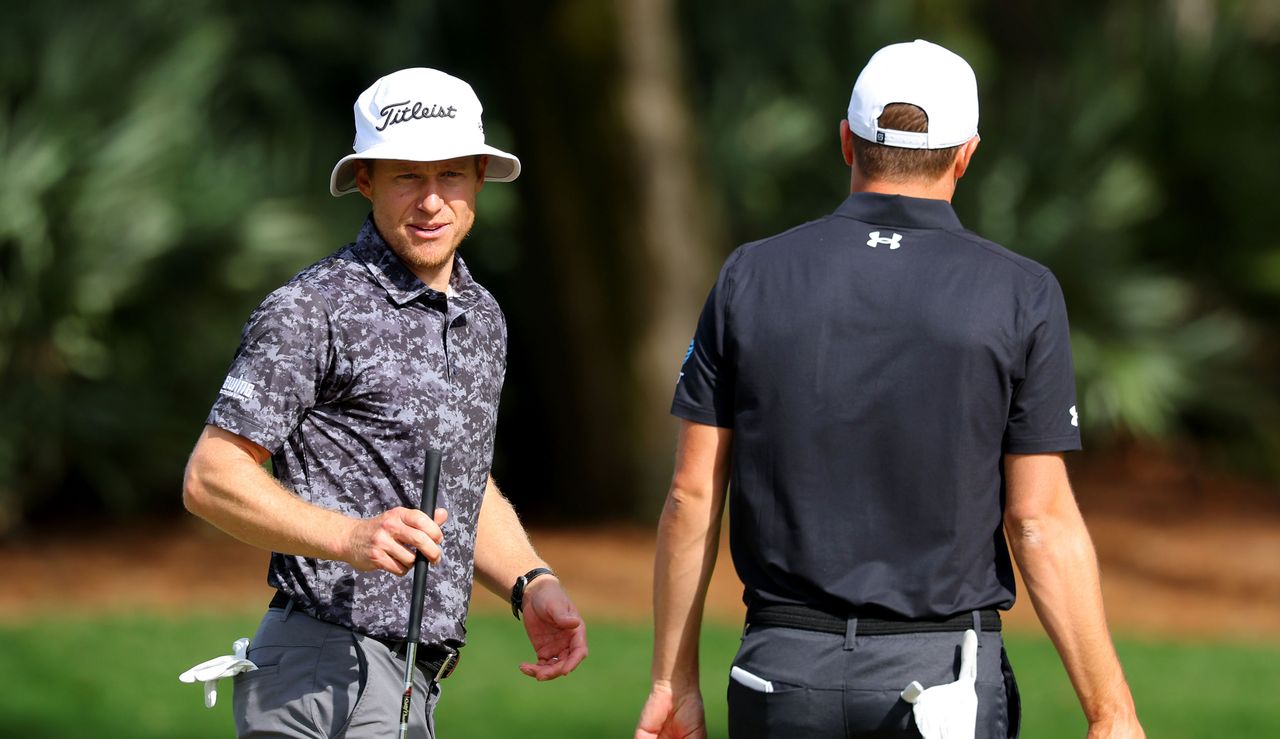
[398,449,442,738]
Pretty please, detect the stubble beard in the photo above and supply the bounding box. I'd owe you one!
[383,221,473,280]
[391,239,457,273]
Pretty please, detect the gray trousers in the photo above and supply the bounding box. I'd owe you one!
[232,605,442,738]
[727,616,1020,738]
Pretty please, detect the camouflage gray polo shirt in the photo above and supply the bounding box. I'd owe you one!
[207,218,506,645]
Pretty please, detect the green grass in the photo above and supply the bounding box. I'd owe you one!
[0,611,1276,737]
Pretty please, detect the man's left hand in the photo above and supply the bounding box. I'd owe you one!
[517,576,588,680]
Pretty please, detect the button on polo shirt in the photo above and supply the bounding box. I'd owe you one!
[208,218,507,644]
[674,192,1081,619]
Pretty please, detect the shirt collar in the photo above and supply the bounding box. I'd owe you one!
[832,192,964,231]
[351,216,481,310]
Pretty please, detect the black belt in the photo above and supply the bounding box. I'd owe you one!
[268,591,460,680]
[748,603,1002,636]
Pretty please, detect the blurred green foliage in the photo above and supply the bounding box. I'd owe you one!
[1,0,1278,529]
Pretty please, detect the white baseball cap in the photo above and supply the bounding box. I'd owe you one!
[847,40,979,150]
[329,68,521,197]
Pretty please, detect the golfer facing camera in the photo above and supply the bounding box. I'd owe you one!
[637,41,1143,738]
[184,68,586,738]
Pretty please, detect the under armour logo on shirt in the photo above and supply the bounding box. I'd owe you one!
[1069,405,1079,427]
[867,231,902,250]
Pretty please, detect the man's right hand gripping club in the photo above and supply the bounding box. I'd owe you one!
[343,505,450,575]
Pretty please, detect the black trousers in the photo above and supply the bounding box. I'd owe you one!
[726,616,1020,738]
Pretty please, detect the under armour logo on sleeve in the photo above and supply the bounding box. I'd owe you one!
[1069,405,1079,427]
[867,231,903,250]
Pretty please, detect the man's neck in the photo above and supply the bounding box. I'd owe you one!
[415,264,453,294]
[851,174,957,202]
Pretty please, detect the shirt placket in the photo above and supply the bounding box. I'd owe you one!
[442,296,477,382]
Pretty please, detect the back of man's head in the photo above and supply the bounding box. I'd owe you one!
[846,40,979,186]
[851,103,959,181]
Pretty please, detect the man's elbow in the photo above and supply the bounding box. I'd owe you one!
[1005,503,1092,559]
[661,479,721,527]
[182,447,222,519]
[182,457,207,517]
[1004,509,1050,551]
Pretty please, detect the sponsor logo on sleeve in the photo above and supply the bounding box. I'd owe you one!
[220,376,256,401]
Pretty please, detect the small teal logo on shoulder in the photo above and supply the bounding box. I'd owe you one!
[677,339,695,384]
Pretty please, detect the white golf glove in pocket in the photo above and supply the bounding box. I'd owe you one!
[900,628,979,739]
[179,637,258,708]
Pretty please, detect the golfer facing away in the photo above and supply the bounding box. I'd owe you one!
[636,41,1144,739]
[184,68,587,738]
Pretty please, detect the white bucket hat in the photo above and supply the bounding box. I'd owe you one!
[847,40,979,150]
[329,68,521,197]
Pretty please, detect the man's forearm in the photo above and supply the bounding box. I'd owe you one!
[183,425,355,561]
[473,476,552,597]
[1009,509,1136,725]
[649,422,732,693]
[650,480,726,690]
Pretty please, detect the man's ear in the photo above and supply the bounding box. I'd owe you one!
[355,160,374,200]
[839,119,855,167]
[953,135,980,180]
[475,155,489,193]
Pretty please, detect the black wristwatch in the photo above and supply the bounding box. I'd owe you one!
[510,567,555,620]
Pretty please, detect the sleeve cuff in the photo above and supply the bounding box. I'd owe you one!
[1003,434,1082,454]
[205,408,285,455]
[670,399,733,429]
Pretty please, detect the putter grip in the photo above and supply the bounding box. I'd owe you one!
[405,449,443,646]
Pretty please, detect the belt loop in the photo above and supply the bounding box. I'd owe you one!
[843,616,858,651]
[971,610,981,639]
[282,599,295,621]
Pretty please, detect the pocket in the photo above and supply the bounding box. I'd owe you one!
[232,663,281,683]
[844,688,915,737]
[1001,648,1021,739]
[727,676,813,738]
[730,665,775,693]
[232,658,297,737]
[233,611,354,737]
[312,630,366,737]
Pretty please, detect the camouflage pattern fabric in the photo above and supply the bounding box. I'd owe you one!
[207,217,506,645]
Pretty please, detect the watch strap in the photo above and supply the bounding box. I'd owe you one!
[510,567,555,620]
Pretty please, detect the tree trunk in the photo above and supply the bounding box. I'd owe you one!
[491,0,722,519]
[614,0,723,512]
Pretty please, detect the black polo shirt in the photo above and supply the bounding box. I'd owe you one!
[673,192,1081,619]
